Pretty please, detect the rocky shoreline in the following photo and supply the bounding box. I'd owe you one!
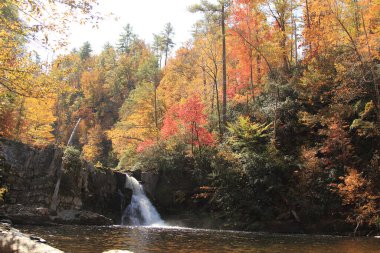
[0,222,134,253]
[0,222,63,253]
[0,204,113,226]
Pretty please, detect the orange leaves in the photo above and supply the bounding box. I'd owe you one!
[136,139,155,153]
[334,168,380,226]
[136,95,214,153]
[160,95,214,149]
[160,104,180,140]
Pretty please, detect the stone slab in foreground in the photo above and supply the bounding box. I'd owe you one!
[0,223,63,253]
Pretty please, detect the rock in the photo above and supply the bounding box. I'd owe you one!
[1,204,51,225]
[0,219,12,225]
[36,207,50,216]
[0,223,63,253]
[103,251,133,253]
[0,138,132,224]
[30,235,47,243]
[52,210,113,225]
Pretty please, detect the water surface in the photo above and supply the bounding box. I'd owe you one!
[17,225,380,253]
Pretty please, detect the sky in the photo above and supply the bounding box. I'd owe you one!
[64,0,202,55]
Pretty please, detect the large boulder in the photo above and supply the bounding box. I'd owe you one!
[0,205,52,225]
[52,210,113,225]
[0,223,63,253]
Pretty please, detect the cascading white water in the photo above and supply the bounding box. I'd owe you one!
[122,174,164,226]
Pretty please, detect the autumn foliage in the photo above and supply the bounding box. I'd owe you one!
[0,0,380,233]
[161,95,214,146]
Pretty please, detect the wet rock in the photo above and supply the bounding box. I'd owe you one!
[29,235,47,243]
[0,204,52,225]
[0,223,63,253]
[103,251,133,253]
[52,210,113,225]
[0,219,12,225]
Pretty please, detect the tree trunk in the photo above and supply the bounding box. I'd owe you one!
[222,3,227,131]
[250,49,254,104]
[154,84,159,130]
[215,80,223,139]
[164,44,169,66]
[14,98,25,140]
[273,86,280,141]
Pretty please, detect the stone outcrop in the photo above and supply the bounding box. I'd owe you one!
[0,138,131,225]
[52,210,113,225]
[132,168,200,214]
[103,251,133,253]
[0,223,63,253]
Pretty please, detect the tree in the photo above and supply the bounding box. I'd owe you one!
[193,23,223,138]
[80,41,92,61]
[160,95,214,154]
[117,24,137,54]
[228,0,270,112]
[0,0,101,97]
[190,0,231,131]
[82,124,104,163]
[161,23,175,66]
[152,33,165,67]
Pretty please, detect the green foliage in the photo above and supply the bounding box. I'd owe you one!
[79,41,92,61]
[61,146,82,194]
[211,117,297,224]
[62,146,82,171]
[227,116,271,153]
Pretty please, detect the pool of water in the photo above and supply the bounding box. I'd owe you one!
[17,225,380,253]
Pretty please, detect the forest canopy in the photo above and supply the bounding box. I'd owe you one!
[0,0,379,233]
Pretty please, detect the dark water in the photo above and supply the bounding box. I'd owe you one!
[17,225,380,253]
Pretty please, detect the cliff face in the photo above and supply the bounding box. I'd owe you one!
[0,138,130,224]
[0,139,60,207]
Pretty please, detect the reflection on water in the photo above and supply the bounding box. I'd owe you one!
[17,225,380,253]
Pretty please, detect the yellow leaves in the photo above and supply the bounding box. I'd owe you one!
[108,82,157,157]
[20,97,56,147]
[82,124,103,163]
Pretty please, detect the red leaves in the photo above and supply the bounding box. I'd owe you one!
[161,95,214,147]
[136,139,155,153]
[136,95,214,153]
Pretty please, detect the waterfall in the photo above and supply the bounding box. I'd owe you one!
[122,174,164,226]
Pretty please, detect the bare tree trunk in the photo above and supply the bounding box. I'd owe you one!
[154,84,159,130]
[215,80,223,139]
[360,10,380,124]
[164,45,168,66]
[273,86,280,141]
[222,3,227,131]
[14,98,25,140]
[250,49,255,104]
[305,0,312,53]
[257,54,262,85]
[202,63,207,101]
[211,82,215,114]
[291,0,298,64]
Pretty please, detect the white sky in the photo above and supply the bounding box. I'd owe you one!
[65,0,202,55]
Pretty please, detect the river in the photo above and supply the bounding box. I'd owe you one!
[17,225,380,253]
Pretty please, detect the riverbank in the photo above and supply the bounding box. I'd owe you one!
[15,224,380,253]
[1,223,134,253]
[0,222,63,253]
